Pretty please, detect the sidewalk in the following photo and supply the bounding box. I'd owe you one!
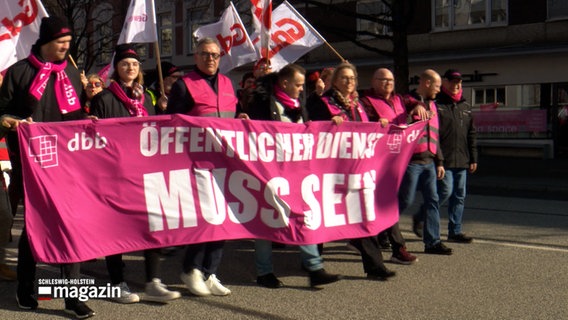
[467,155,568,200]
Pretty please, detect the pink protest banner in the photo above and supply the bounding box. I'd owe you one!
[18,114,425,263]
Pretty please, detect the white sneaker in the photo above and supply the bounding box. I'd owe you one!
[113,282,140,304]
[205,274,231,296]
[144,278,181,302]
[180,269,211,296]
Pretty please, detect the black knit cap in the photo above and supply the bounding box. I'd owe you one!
[36,17,72,47]
[443,69,463,81]
[113,44,141,67]
[159,61,181,77]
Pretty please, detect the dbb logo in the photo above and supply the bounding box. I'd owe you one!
[406,130,421,143]
[67,132,107,152]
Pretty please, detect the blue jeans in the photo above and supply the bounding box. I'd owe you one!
[399,162,441,247]
[438,168,467,236]
[255,240,323,276]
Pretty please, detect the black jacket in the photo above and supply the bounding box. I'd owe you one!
[90,87,155,119]
[247,73,307,122]
[436,90,478,168]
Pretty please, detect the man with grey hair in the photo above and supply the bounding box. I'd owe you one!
[167,37,238,296]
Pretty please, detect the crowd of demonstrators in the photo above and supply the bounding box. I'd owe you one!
[166,37,240,297]
[0,17,95,318]
[89,44,181,305]
[0,14,480,317]
[247,63,342,288]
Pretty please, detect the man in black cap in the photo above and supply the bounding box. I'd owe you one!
[0,16,95,318]
[436,69,477,243]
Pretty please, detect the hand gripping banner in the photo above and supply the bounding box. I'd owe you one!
[17,114,425,263]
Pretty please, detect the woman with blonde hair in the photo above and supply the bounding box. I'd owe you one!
[306,61,396,281]
[90,44,181,303]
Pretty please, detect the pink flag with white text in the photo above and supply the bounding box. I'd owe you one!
[18,115,425,263]
[0,0,48,72]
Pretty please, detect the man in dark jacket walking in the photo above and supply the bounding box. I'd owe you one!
[435,69,478,243]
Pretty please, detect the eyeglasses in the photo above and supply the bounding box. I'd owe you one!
[199,52,221,60]
[118,61,140,68]
[340,76,356,82]
[86,82,102,88]
[374,78,394,83]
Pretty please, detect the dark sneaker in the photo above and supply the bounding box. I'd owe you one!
[425,242,453,255]
[257,273,284,288]
[367,268,396,281]
[16,293,38,310]
[448,233,473,243]
[309,269,342,287]
[412,215,423,238]
[390,246,418,265]
[64,300,95,319]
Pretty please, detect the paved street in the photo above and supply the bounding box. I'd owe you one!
[0,193,567,320]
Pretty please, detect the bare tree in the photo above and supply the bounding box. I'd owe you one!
[292,0,416,92]
[43,0,127,72]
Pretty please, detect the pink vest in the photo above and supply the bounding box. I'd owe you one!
[363,94,407,125]
[414,100,439,155]
[321,96,369,122]
[182,71,237,118]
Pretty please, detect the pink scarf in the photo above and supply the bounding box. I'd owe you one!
[442,86,463,103]
[107,81,148,117]
[274,85,300,110]
[28,53,81,114]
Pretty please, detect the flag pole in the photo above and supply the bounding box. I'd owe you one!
[282,1,345,62]
[68,55,78,69]
[153,43,165,97]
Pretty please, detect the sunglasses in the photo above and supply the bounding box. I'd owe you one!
[87,82,102,88]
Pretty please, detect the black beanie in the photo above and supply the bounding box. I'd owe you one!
[113,44,141,67]
[36,17,72,47]
[159,61,181,77]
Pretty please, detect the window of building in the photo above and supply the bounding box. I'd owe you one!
[521,85,540,107]
[356,1,392,39]
[158,13,173,57]
[548,0,568,19]
[472,87,506,106]
[186,5,210,54]
[433,0,507,30]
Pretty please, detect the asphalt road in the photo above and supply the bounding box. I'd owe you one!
[0,193,566,320]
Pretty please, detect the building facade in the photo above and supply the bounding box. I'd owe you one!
[80,0,568,158]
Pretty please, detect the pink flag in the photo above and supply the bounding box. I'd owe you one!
[194,3,257,73]
[0,0,48,72]
[18,115,425,263]
[251,0,272,58]
[253,1,325,71]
